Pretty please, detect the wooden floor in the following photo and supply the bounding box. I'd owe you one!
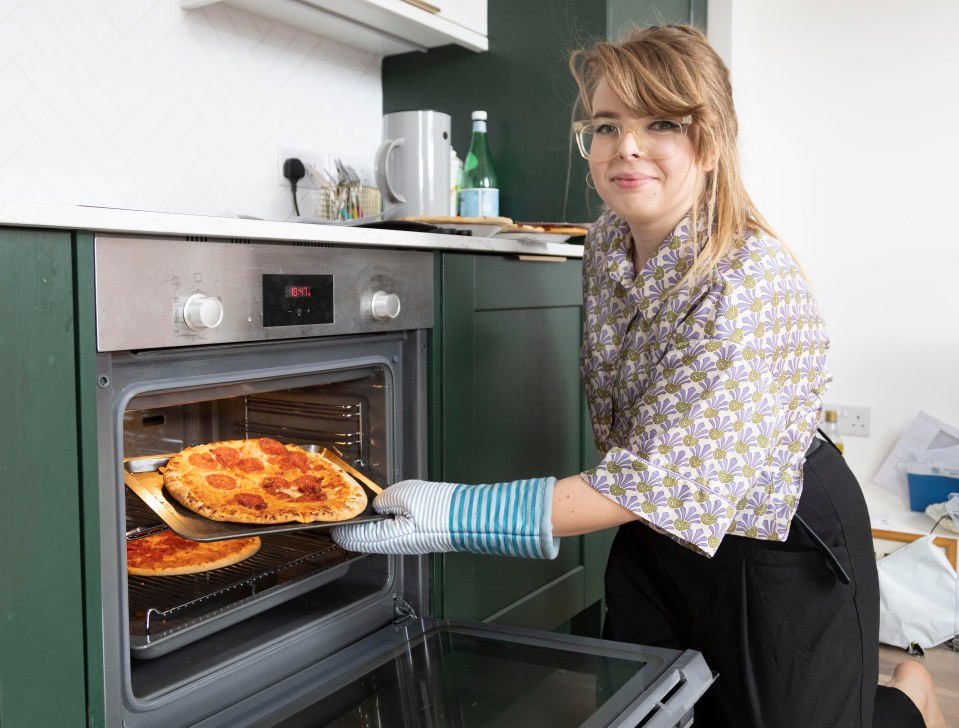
[879,642,959,726]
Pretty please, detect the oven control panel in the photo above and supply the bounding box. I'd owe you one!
[261,273,334,327]
[94,235,433,352]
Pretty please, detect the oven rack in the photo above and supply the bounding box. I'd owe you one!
[241,395,368,466]
[132,533,345,632]
[125,491,361,659]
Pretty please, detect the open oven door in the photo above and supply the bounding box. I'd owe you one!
[195,614,715,728]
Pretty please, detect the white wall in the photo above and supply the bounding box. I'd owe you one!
[0,0,383,220]
[709,0,959,517]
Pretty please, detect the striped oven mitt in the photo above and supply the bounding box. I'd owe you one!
[330,477,559,559]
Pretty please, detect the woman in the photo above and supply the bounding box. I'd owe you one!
[333,25,945,728]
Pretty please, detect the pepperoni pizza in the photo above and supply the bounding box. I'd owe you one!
[162,438,368,525]
[127,530,261,576]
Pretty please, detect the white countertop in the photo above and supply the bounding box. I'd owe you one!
[0,201,585,259]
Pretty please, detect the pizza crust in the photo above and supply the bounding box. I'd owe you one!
[162,439,368,525]
[127,530,261,577]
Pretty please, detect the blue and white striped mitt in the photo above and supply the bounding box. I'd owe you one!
[330,477,559,559]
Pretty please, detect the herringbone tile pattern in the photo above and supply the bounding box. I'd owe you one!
[0,0,382,220]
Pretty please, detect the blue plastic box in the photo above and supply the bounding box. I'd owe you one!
[905,463,959,511]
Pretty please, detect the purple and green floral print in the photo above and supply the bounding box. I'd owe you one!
[580,211,831,556]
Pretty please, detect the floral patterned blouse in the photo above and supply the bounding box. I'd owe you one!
[580,210,831,556]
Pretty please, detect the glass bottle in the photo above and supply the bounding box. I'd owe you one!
[450,148,463,216]
[458,110,499,217]
[823,409,844,454]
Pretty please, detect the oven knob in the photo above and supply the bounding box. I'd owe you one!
[370,290,401,321]
[183,294,224,331]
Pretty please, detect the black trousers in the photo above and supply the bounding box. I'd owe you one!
[603,439,924,728]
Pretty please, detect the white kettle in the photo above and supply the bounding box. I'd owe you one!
[375,110,451,220]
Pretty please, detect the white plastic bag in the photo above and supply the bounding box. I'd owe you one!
[877,535,958,649]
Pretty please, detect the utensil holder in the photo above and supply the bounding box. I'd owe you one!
[314,186,382,221]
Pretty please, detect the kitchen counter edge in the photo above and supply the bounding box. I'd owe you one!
[0,202,585,259]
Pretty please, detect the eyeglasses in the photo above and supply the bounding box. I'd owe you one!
[573,115,693,161]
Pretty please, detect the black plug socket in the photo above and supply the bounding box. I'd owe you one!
[282,157,306,185]
[282,158,306,216]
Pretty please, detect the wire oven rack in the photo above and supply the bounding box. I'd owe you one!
[239,395,368,467]
[125,491,361,659]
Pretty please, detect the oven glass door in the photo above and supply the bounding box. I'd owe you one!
[200,620,713,728]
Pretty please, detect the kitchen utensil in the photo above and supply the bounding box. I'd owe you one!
[375,110,451,220]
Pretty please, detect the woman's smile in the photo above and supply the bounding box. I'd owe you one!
[610,170,658,189]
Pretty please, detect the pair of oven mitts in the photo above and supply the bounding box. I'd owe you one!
[330,477,560,560]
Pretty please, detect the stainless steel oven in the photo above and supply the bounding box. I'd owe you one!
[91,233,711,728]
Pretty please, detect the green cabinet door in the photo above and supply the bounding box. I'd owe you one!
[0,228,100,727]
[430,252,609,631]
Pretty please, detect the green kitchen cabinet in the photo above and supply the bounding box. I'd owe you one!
[0,228,101,727]
[429,252,611,633]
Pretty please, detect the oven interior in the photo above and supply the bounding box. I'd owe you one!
[118,364,398,702]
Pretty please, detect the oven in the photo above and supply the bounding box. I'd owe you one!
[88,233,712,728]
[93,234,432,726]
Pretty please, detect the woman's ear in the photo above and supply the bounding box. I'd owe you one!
[693,127,717,173]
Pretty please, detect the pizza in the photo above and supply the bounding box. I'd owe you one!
[127,530,261,577]
[161,438,368,524]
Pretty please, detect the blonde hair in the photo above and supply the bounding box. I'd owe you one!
[570,25,776,287]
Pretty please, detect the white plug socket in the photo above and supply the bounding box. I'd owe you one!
[823,404,871,437]
[277,147,375,190]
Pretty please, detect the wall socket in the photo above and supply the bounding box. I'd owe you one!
[823,404,871,437]
[276,147,374,190]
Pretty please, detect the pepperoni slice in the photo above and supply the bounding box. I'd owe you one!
[257,438,288,455]
[293,492,328,502]
[287,450,308,470]
[205,473,237,490]
[236,457,265,473]
[267,454,291,469]
[293,474,324,494]
[233,492,268,510]
[188,452,217,469]
[292,475,329,502]
[261,477,293,500]
[212,446,241,467]
[269,451,308,471]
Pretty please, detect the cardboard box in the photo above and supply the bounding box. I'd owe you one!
[905,463,959,511]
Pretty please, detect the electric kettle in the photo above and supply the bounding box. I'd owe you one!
[374,110,451,220]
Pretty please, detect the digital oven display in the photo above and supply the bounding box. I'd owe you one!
[262,274,334,327]
[285,285,312,298]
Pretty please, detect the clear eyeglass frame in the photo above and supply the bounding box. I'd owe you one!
[572,115,693,161]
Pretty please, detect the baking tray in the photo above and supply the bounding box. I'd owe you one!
[123,447,386,542]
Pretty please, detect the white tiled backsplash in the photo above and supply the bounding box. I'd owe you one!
[0,0,383,221]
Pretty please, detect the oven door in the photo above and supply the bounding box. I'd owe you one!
[195,618,714,728]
